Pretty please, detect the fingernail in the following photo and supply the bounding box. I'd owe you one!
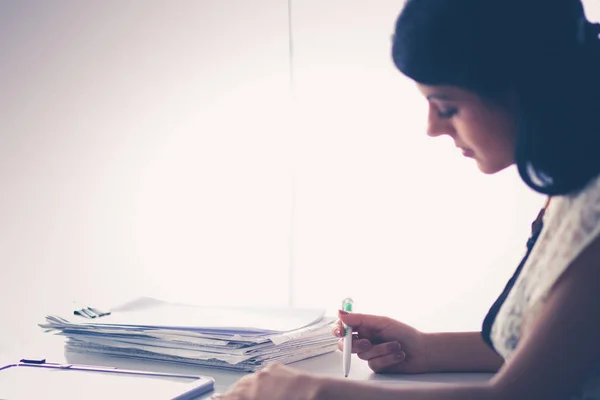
[396,351,406,359]
[387,342,401,352]
[334,329,341,336]
[339,310,349,315]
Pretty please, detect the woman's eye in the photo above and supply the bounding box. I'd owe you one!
[437,108,458,119]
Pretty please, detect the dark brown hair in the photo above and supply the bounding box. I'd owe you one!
[392,0,600,195]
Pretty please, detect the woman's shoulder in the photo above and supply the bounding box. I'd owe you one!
[524,173,600,302]
[561,172,600,207]
[546,173,600,251]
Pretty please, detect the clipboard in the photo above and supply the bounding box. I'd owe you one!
[0,359,215,400]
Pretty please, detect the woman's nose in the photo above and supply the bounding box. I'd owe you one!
[427,124,446,137]
[426,105,453,138]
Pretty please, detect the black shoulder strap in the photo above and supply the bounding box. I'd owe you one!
[480,206,547,351]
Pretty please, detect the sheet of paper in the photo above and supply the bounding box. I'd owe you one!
[60,297,325,334]
[66,337,338,368]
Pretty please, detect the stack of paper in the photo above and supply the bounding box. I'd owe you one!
[39,298,339,371]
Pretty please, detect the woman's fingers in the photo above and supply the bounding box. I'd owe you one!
[358,341,406,373]
[333,320,372,353]
[332,315,410,374]
[336,338,407,372]
[337,335,370,353]
[338,310,394,338]
[368,351,407,373]
[357,341,402,361]
[332,320,345,337]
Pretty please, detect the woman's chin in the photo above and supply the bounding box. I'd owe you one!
[476,159,513,175]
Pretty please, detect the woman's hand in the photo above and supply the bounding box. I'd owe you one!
[211,362,326,400]
[334,310,430,374]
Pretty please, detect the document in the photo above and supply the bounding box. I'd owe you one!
[41,297,338,371]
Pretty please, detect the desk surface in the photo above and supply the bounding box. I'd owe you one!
[1,320,494,399]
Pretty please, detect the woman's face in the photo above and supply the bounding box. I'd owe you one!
[416,84,517,174]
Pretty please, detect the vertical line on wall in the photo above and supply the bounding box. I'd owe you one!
[287,0,296,308]
[287,0,295,88]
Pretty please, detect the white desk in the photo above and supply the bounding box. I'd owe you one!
[1,318,494,399]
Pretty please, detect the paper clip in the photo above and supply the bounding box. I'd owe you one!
[74,306,111,319]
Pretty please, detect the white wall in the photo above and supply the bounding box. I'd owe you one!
[0,1,294,334]
[8,0,597,349]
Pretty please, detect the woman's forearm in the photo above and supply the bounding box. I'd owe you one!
[316,378,496,400]
[313,332,504,400]
[424,331,504,373]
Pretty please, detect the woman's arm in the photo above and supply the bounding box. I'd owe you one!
[317,379,493,400]
[485,233,600,399]
[331,313,502,375]
[216,238,600,400]
[425,331,504,372]
[317,235,600,400]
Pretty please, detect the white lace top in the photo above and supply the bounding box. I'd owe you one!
[490,174,600,399]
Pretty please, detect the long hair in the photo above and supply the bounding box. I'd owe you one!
[392,0,600,195]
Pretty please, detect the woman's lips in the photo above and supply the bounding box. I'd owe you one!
[460,148,475,158]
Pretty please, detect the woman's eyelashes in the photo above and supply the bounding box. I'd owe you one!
[436,107,459,119]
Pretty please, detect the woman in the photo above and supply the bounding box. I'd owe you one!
[215,0,600,398]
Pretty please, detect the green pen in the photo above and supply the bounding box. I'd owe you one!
[342,297,353,377]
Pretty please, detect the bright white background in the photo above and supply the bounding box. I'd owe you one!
[1,1,598,353]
